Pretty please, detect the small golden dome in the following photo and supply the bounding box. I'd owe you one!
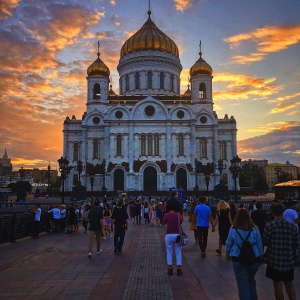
[190,51,212,76]
[120,10,179,59]
[87,45,110,77]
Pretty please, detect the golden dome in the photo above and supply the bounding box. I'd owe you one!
[120,10,179,59]
[190,51,212,76]
[87,46,110,77]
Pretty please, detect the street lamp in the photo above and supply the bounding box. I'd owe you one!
[216,159,226,183]
[47,162,51,195]
[76,160,85,184]
[89,174,95,194]
[204,175,210,192]
[194,158,199,191]
[102,159,107,192]
[58,156,69,204]
[229,155,241,203]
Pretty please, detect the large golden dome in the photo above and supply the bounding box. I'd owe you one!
[87,47,110,77]
[190,51,212,76]
[120,10,179,59]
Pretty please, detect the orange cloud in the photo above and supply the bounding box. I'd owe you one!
[224,23,300,64]
[247,121,299,134]
[0,0,20,19]
[213,72,282,100]
[173,0,193,12]
[268,92,300,103]
[270,100,300,114]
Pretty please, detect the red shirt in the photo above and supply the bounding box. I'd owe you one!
[163,212,180,234]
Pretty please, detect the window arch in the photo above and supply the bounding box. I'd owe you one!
[93,83,100,99]
[199,82,206,99]
[73,143,79,161]
[160,72,164,89]
[93,139,99,159]
[147,71,152,89]
[135,72,140,89]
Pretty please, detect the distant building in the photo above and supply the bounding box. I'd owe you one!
[0,149,12,176]
[12,167,58,184]
[241,159,268,168]
[264,163,298,188]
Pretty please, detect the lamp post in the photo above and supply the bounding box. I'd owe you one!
[229,155,241,203]
[204,175,210,192]
[58,156,69,204]
[89,174,95,195]
[194,158,199,191]
[47,162,51,195]
[216,159,226,183]
[76,160,85,184]
[102,159,107,192]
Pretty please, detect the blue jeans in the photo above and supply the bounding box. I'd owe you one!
[233,262,260,300]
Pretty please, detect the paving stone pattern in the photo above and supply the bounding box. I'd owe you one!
[122,226,173,300]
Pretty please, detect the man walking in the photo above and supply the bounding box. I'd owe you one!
[111,200,129,253]
[263,204,299,300]
[194,196,215,257]
[87,200,104,258]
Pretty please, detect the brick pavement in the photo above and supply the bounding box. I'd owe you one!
[0,217,299,299]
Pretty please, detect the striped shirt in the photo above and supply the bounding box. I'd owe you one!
[263,219,299,272]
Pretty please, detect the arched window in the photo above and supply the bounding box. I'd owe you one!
[147,71,152,89]
[93,139,99,159]
[160,72,164,89]
[93,83,100,99]
[170,74,174,92]
[73,143,79,162]
[116,134,122,156]
[200,138,207,158]
[199,82,206,99]
[125,74,129,92]
[178,134,184,156]
[220,141,227,160]
[135,72,140,89]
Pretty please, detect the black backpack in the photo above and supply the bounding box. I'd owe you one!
[234,229,256,265]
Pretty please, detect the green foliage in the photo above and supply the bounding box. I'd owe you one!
[8,181,32,201]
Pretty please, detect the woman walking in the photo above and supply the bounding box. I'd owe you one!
[103,203,112,239]
[189,199,198,243]
[214,200,232,255]
[163,202,183,276]
[225,208,263,300]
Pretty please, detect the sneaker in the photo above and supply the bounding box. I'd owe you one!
[167,268,173,275]
[118,249,122,254]
[216,249,221,255]
[201,252,206,257]
[177,269,183,276]
[88,252,92,258]
[97,249,103,255]
[114,248,118,253]
[103,236,106,240]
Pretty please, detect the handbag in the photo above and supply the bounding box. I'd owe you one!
[177,214,188,246]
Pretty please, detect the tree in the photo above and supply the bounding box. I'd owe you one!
[8,181,32,202]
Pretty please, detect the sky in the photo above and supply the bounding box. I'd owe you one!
[0,0,300,171]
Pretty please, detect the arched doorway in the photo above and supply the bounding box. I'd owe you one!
[114,169,124,191]
[144,166,157,192]
[176,168,187,190]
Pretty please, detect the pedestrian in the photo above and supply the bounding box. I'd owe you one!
[103,202,112,238]
[111,200,129,254]
[229,202,237,222]
[283,199,299,229]
[87,200,104,258]
[32,204,41,238]
[194,196,215,257]
[144,201,150,224]
[82,205,89,233]
[60,205,67,232]
[225,208,263,300]
[214,200,232,255]
[149,201,157,226]
[251,201,268,237]
[166,192,180,213]
[66,203,76,234]
[263,203,299,300]
[163,201,183,276]
[156,201,163,226]
[48,204,61,233]
[188,199,198,243]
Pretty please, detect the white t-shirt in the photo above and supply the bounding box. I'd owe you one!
[283,208,299,228]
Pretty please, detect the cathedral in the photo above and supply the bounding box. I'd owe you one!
[62,9,238,193]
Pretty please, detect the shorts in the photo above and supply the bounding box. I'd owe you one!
[103,218,111,226]
[266,265,294,282]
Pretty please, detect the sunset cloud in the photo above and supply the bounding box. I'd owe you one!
[224,23,300,64]
[173,0,193,12]
[213,72,282,100]
[0,0,20,19]
[270,100,300,114]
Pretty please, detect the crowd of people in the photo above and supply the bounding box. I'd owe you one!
[31,194,299,300]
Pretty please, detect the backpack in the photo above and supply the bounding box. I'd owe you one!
[234,229,256,265]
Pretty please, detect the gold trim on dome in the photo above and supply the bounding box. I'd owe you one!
[120,11,179,58]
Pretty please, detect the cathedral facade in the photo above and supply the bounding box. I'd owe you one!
[62,10,238,193]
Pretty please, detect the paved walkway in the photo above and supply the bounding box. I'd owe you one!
[0,217,299,300]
